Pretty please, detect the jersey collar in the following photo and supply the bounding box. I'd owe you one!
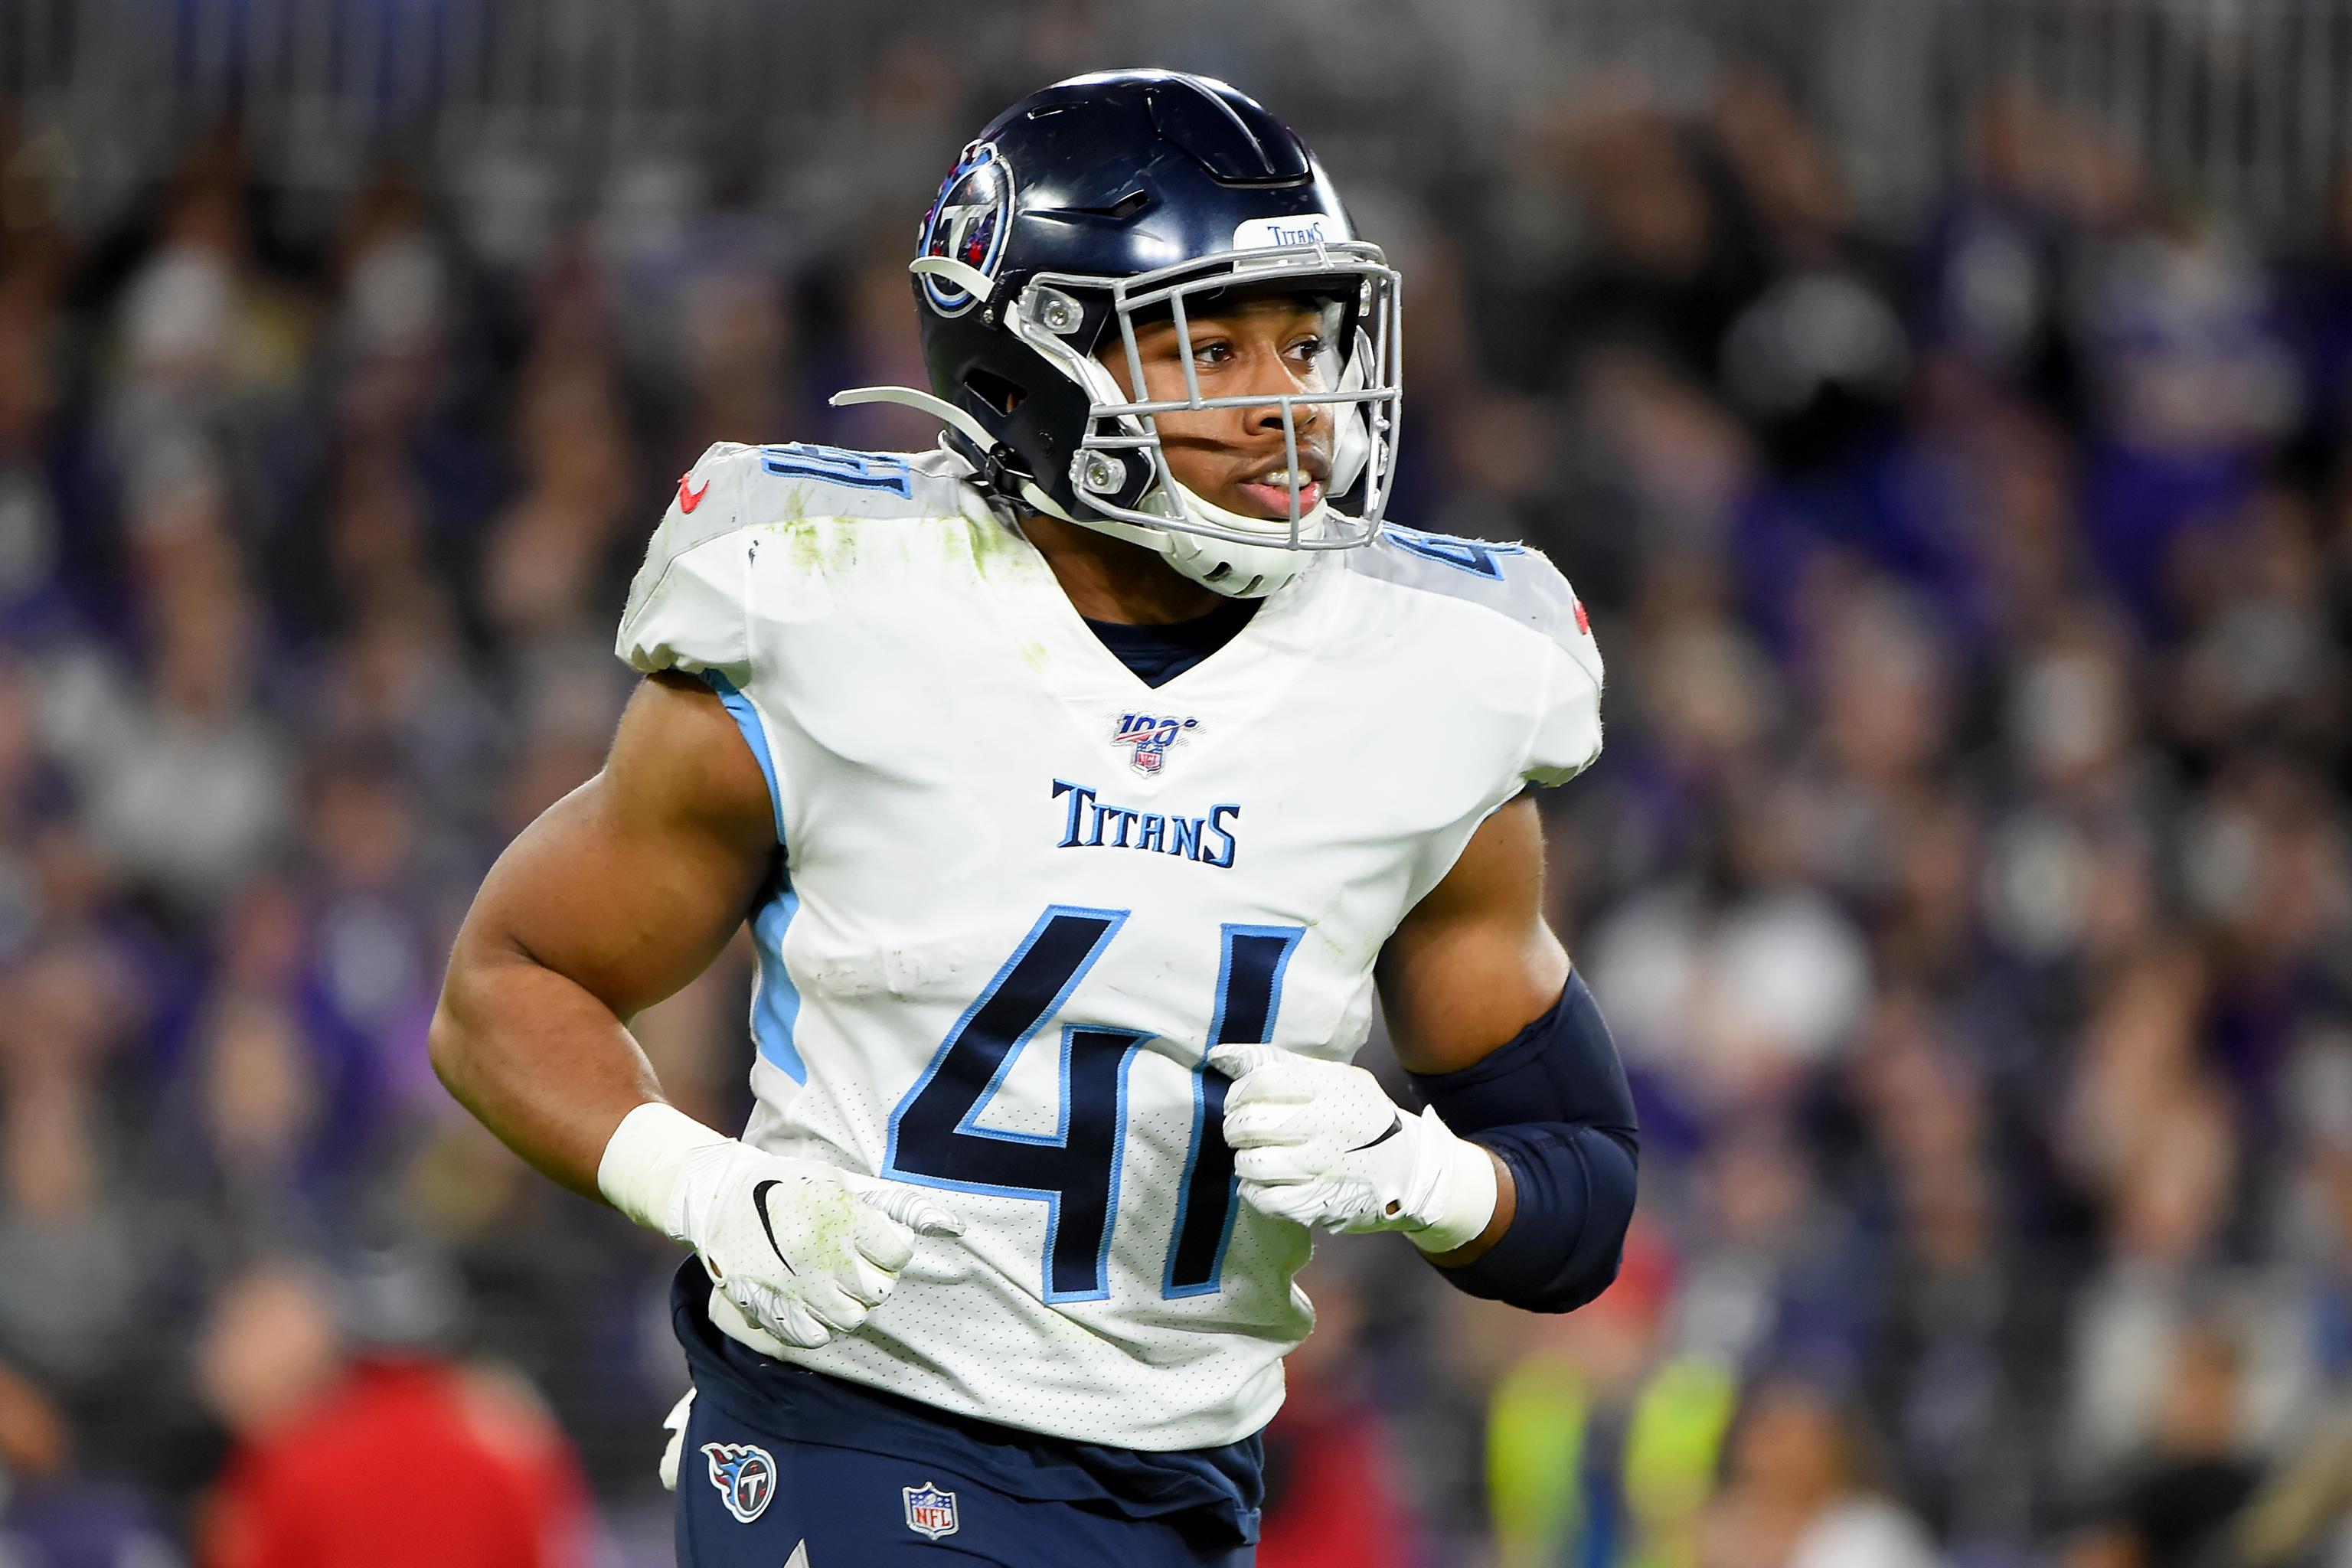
[966,507,1344,776]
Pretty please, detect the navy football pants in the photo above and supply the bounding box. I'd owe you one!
[675,1387,1256,1567]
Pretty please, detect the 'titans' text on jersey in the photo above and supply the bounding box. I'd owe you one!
[616,439,1603,1451]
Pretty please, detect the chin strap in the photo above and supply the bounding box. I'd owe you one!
[1141,473,1334,545]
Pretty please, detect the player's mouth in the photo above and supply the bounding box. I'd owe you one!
[1231,462,1328,519]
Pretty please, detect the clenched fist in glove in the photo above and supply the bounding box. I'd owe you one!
[1208,1044,1500,1253]
[598,1101,962,1348]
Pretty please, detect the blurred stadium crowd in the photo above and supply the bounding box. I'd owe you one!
[6,14,2352,1568]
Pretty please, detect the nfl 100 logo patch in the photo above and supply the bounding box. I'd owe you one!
[701,1441,777,1524]
[903,1480,959,1540]
[1112,712,1199,775]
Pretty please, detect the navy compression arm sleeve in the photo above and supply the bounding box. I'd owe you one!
[1403,972,1638,1313]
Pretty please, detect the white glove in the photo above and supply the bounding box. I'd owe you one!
[599,1102,962,1349]
[1209,1044,1499,1253]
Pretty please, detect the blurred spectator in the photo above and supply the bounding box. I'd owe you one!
[0,941,152,1428]
[1696,1378,1942,1568]
[1486,1234,1736,1568]
[194,1263,591,1568]
[1254,1258,1422,1568]
[2058,1321,2265,1568]
[0,1355,178,1568]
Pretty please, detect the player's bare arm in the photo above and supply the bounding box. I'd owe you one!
[1373,794,1570,1258]
[1377,796,1571,1073]
[429,671,775,1194]
[431,675,962,1355]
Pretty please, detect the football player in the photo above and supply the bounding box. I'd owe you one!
[431,70,1637,1566]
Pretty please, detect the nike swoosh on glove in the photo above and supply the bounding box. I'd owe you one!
[599,1102,962,1349]
[1207,1044,1498,1253]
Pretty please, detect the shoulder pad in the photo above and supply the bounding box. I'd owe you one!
[617,442,991,677]
[649,442,986,547]
[616,442,759,677]
[619,440,793,675]
[735,443,983,525]
[645,439,762,555]
[1352,527,1600,681]
[1350,526,1606,786]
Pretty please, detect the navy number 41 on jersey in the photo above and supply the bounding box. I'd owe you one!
[884,909,1300,1303]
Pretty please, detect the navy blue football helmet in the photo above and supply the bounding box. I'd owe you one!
[833,70,1401,598]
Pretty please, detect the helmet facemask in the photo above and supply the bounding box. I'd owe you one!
[1008,240,1403,596]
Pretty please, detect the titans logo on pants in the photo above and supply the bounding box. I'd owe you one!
[701,1441,777,1524]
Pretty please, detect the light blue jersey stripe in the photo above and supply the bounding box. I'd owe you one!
[701,671,802,1080]
[701,670,786,842]
[750,884,806,1082]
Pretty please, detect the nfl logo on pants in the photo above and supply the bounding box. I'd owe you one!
[903,1481,959,1540]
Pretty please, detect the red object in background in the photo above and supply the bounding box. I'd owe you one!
[199,1357,591,1568]
[1253,1378,1419,1568]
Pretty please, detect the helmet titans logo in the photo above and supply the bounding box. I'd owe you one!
[917,141,1014,317]
[701,1442,777,1524]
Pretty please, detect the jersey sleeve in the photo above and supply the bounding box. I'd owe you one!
[616,441,760,679]
[1517,555,1606,788]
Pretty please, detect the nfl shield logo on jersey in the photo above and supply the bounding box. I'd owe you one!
[1113,712,1199,775]
[903,1481,959,1540]
[701,1442,776,1524]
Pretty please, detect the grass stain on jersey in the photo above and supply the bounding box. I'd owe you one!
[961,519,1056,671]
[750,515,879,603]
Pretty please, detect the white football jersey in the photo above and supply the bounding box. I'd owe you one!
[616,440,1603,1450]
